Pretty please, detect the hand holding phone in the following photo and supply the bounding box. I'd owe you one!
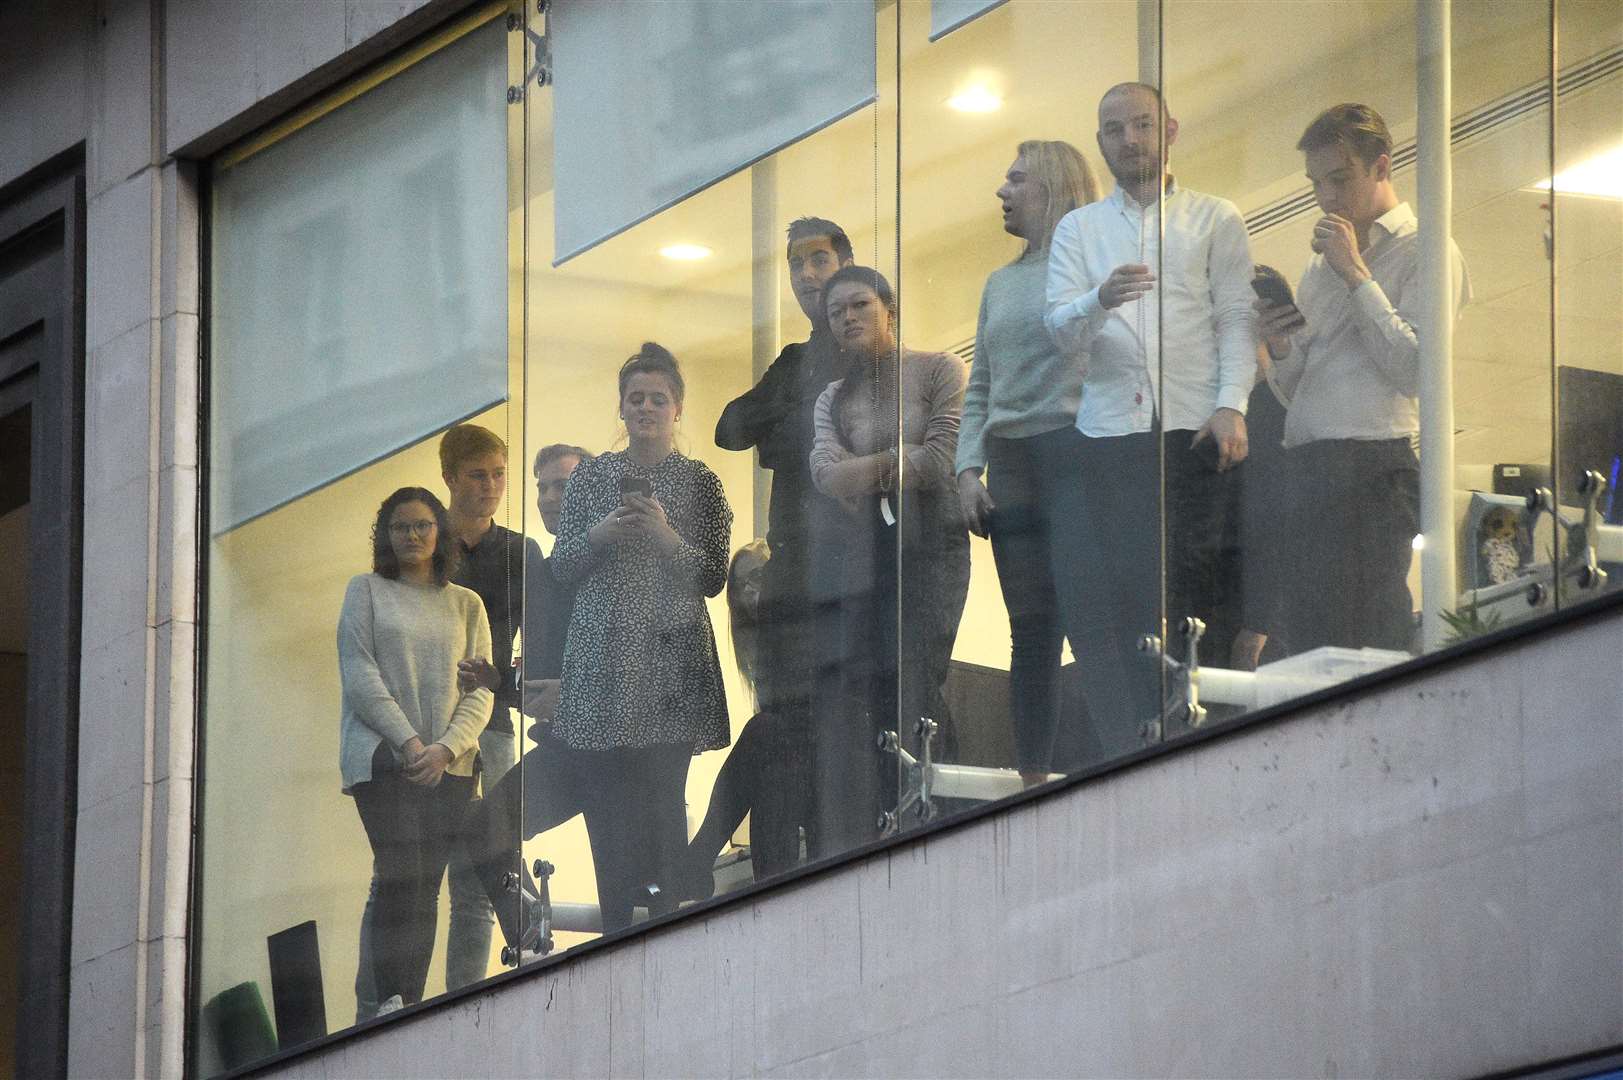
[1250,264,1300,314]
[1251,263,1306,345]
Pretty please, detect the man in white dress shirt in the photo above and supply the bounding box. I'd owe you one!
[1255,102,1470,654]
[1044,81,1257,756]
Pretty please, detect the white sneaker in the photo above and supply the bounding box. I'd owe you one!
[375,994,404,1016]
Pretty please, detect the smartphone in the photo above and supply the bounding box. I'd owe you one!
[618,475,654,500]
[1250,264,1297,311]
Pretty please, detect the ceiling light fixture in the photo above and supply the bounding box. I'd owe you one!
[946,85,1002,114]
[1534,144,1623,200]
[659,243,713,261]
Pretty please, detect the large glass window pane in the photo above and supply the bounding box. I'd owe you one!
[1552,3,1623,609]
[897,0,1155,828]
[1149,0,1558,727]
[1445,2,1559,635]
[1156,0,1426,728]
[193,11,520,1074]
[485,1,898,965]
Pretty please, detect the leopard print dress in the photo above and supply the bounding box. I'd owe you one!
[549,450,733,753]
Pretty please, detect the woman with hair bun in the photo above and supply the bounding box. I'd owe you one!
[549,342,734,932]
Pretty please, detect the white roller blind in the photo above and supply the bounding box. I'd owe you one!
[209,19,509,533]
[550,0,876,265]
[930,0,1007,41]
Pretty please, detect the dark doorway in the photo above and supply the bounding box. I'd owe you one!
[0,150,85,1080]
[0,404,28,1079]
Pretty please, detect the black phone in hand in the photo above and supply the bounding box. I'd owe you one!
[1250,264,1297,310]
[618,475,654,500]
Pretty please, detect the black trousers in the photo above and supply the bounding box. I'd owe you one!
[462,731,690,940]
[985,431,1069,774]
[1281,437,1419,654]
[571,742,691,933]
[750,538,819,863]
[351,745,475,1005]
[1048,427,1235,761]
[686,709,807,883]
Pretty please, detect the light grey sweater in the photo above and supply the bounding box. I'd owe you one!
[955,251,1085,474]
[337,573,493,793]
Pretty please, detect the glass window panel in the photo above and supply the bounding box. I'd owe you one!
[209,19,509,533]
[898,0,1156,820]
[548,0,877,263]
[193,13,520,1075]
[1552,3,1623,608]
[499,1,898,958]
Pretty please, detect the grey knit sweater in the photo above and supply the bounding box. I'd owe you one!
[955,251,1085,474]
[336,573,493,793]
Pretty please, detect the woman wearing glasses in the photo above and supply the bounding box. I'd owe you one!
[337,486,493,1015]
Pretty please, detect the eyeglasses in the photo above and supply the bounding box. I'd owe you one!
[388,520,436,539]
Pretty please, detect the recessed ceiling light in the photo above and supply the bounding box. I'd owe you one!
[1534,144,1623,200]
[659,243,712,261]
[947,85,1002,114]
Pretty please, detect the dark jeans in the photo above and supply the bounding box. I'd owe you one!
[1048,427,1235,760]
[350,744,475,1006]
[986,431,1068,773]
[463,732,691,940]
[571,742,691,933]
[1282,438,1419,654]
[810,495,969,852]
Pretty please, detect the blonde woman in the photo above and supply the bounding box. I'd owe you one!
[954,140,1100,784]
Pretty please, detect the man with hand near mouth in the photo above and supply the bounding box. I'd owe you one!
[1255,103,1470,654]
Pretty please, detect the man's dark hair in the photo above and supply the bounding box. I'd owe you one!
[785,216,853,264]
[532,443,595,479]
[1297,103,1393,168]
[371,486,458,585]
[822,264,899,452]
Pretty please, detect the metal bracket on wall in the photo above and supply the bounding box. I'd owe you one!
[499,858,557,967]
[506,1,551,104]
[1523,486,1557,606]
[1575,470,1611,591]
[1138,616,1209,741]
[877,719,939,835]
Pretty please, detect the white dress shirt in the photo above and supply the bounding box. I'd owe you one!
[1045,180,1258,436]
[1274,202,1472,448]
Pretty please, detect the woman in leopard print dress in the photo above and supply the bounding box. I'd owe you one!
[549,342,733,932]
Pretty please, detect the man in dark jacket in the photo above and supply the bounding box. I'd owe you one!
[714,216,850,869]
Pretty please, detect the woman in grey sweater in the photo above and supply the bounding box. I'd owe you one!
[955,140,1100,784]
[337,486,492,1013]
